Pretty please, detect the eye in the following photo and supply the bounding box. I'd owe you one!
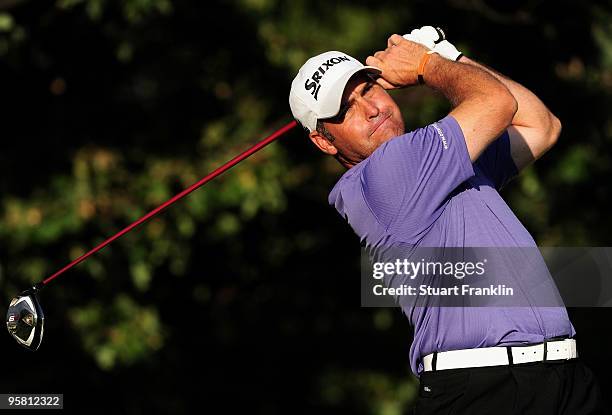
[363,82,375,96]
[332,101,352,122]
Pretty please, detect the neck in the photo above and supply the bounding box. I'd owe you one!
[337,153,359,169]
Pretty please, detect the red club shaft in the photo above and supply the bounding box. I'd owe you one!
[42,120,297,286]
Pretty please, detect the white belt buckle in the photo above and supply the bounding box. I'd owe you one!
[565,338,577,360]
[545,338,577,361]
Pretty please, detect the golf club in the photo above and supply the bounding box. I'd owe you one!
[6,120,297,350]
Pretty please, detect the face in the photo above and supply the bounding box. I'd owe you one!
[309,72,405,168]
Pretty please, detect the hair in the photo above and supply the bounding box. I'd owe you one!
[316,119,336,142]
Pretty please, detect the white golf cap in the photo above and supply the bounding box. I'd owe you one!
[289,51,381,132]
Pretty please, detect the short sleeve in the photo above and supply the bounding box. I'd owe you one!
[474,131,519,190]
[360,115,474,241]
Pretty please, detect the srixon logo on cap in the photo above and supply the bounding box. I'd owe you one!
[304,55,351,100]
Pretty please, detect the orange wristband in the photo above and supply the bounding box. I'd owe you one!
[417,50,436,85]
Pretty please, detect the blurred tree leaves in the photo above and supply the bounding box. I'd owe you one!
[56,0,173,22]
[317,370,418,415]
[70,294,164,370]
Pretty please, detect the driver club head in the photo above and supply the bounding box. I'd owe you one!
[6,285,44,351]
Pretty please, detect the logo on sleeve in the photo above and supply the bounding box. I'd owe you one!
[304,55,351,101]
[432,122,449,149]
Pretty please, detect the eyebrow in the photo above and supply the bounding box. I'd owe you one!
[338,79,376,116]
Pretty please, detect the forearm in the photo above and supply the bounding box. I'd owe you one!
[423,54,518,160]
[458,56,558,129]
[425,54,509,108]
[400,25,560,167]
[366,35,517,161]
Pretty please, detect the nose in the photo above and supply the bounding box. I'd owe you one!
[359,96,379,119]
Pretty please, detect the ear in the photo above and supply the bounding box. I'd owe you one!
[309,129,338,156]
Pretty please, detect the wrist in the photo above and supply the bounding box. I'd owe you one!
[419,51,442,85]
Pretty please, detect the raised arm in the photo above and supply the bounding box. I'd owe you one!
[458,56,562,170]
[402,25,562,172]
[366,34,518,162]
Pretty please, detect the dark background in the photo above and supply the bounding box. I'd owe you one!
[0,0,610,413]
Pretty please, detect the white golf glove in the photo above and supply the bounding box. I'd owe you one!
[403,26,463,61]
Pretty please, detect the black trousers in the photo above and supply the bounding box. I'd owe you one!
[413,359,606,415]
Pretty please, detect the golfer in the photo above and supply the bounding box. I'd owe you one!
[289,27,605,414]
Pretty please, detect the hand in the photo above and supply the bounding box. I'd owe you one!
[403,27,441,49]
[365,34,429,89]
[403,26,463,61]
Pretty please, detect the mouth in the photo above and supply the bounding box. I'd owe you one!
[369,113,391,137]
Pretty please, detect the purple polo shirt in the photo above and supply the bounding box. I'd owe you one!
[328,115,575,375]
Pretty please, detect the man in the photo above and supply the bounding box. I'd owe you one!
[289,27,605,414]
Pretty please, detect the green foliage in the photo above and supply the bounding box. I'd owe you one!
[317,370,418,415]
[0,12,14,31]
[56,0,173,22]
[70,294,164,370]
